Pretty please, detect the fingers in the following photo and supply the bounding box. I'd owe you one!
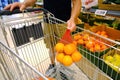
[67,19,76,32]
[20,5,26,11]
[10,2,20,11]
[4,4,12,10]
[67,24,76,32]
[4,2,25,11]
[68,26,76,32]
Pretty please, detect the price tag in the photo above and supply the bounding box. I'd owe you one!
[95,9,107,16]
[81,7,84,12]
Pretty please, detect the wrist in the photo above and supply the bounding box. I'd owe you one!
[22,0,36,7]
[22,2,28,7]
[70,17,78,21]
[69,17,78,23]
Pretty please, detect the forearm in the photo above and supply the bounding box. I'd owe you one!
[70,0,81,20]
[23,0,37,7]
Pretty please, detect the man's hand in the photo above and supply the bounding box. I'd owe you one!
[67,18,76,32]
[4,2,26,11]
[67,18,82,32]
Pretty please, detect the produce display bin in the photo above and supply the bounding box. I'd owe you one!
[99,46,120,80]
[75,25,120,80]
[78,44,112,67]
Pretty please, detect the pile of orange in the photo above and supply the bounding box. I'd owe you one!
[55,42,82,66]
[96,31,108,38]
[73,31,108,52]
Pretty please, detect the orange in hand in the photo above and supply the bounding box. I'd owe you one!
[62,55,73,66]
[72,40,77,46]
[64,43,77,55]
[71,51,82,62]
[56,53,65,63]
[55,43,64,52]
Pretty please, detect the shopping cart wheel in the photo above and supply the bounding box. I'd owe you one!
[47,64,55,70]
[45,64,56,77]
[59,71,69,80]
[57,64,74,80]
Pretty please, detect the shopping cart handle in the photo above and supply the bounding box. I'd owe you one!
[0,8,49,15]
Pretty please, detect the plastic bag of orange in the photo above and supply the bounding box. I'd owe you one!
[55,42,82,66]
[59,29,73,44]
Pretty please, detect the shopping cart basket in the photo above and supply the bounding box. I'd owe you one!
[0,8,89,80]
[0,8,119,80]
[0,42,48,80]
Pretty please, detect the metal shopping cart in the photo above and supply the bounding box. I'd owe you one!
[0,8,120,80]
[0,42,48,80]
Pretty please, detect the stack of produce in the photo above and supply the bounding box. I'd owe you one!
[73,31,108,52]
[55,43,82,66]
[104,50,120,72]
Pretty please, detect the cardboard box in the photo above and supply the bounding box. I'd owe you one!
[89,25,120,40]
[98,0,120,11]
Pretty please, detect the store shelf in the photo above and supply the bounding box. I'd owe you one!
[35,2,43,7]
[83,7,120,16]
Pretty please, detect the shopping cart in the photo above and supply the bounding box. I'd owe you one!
[0,8,120,80]
[0,41,48,80]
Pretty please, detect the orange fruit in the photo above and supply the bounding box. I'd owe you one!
[38,77,43,80]
[103,34,108,38]
[89,47,95,52]
[71,51,82,62]
[94,44,101,51]
[55,43,64,52]
[77,39,84,45]
[72,40,77,46]
[64,43,77,55]
[73,34,82,41]
[100,31,106,35]
[83,34,89,41]
[96,31,101,35]
[62,55,73,66]
[85,40,94,49]
[101,44,107,50]
[56,53,64,63]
